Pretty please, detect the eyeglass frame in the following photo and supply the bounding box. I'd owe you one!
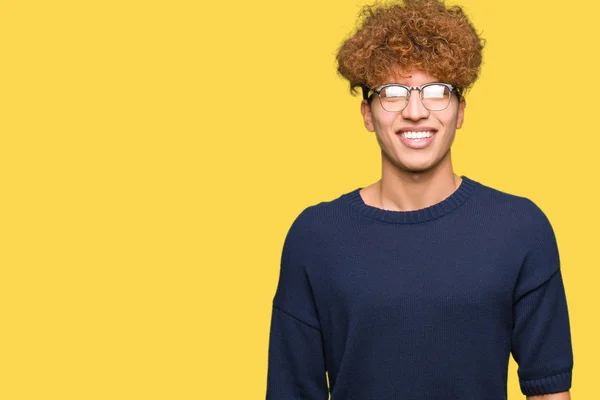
[361,82,462,112]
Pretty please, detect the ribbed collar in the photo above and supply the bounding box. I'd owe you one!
[343,175,479,224]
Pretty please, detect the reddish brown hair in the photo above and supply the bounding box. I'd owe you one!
[336,0,485,96]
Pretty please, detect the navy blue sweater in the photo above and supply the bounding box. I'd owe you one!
[266,175,573,399]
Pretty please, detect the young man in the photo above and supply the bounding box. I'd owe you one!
[266,0,574,399]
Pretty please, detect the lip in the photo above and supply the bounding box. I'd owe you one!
[396,127,438,134]
[396,128,437,149]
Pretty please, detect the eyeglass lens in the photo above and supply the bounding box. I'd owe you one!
[378,84,451,112]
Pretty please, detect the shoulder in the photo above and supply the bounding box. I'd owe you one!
[282,189,358,255]
[472,177,554,233]
[286,189,354,233]
[285,202,326,237]
[472,180,560,283]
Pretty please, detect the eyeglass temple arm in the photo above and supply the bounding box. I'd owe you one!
[362,86,370,100]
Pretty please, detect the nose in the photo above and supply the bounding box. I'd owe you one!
[401,89,429,121]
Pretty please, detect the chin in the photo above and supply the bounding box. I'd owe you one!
[397,157,437,172]
[383,149,442,174]
[403,165,434,173]
[391,160,433,173]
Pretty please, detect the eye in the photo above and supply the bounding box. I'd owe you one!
[422,84,448,99]
[381,86,408,98]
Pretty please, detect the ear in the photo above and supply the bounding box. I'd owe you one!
[361,100,375,132]
[456,97,466,129]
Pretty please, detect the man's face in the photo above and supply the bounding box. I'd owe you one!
[361,69,466,174]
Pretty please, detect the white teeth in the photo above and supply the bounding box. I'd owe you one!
[401,131,433,139]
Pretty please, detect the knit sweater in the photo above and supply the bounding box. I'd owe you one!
[266,175,573,400]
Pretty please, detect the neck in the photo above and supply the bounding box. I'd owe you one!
[375,153,460,212]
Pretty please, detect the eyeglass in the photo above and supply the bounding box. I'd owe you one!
[362,82,460,112]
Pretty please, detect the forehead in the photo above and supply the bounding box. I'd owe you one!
[382,68,440,86]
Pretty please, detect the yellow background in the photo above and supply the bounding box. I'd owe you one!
[0,0,597,398]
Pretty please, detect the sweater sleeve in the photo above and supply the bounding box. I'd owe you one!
[266,208,329,400]
[511,201,574,396]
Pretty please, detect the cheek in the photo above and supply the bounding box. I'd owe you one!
[373,112,396,132]
[439,111,459,129]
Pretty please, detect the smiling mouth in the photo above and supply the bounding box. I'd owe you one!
[396,128,438,138]
[398,130,436,140]
[395,129,437,148]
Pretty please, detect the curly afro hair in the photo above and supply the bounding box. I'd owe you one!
[336,0,485,97]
